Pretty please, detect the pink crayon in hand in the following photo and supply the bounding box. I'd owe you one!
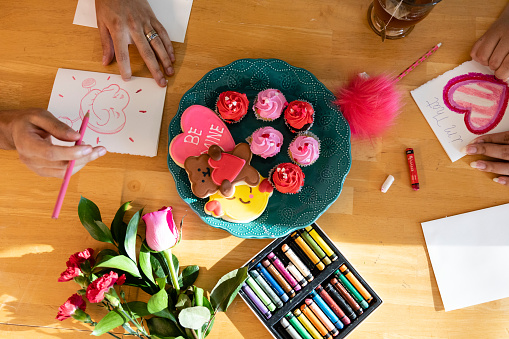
[267,252,301,292]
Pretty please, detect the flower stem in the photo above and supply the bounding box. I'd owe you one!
[163,249,180,294]
[117,305,150,338]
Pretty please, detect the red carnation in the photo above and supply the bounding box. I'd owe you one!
[86,271,126,303]
[56,294,86,321]
[58,248,95,282]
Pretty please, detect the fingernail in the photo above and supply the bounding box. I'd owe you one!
[470,161,486,170]
[493,177,507,185]
[463,145,477,154]
[82,147,92,156]
[160,78,168,86]
[166,67,174,76]
[472,139,484,144]
[99,148,107,156]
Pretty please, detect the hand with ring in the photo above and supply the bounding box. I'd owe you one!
[95,0,175,87]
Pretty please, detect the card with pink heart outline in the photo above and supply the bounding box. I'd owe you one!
[411,60,509,162]
[48,68,167,157]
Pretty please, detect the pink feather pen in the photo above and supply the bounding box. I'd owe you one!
[52,112,90,219]
[334,42,442,139]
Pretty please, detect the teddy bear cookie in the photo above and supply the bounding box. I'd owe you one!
[184,143,260,199]
[204,176,274,223]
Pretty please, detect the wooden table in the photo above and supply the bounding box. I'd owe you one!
[1,0,509,338]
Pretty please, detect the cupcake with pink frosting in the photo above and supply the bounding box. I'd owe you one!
[288,132,320,167]
[252,89,288,121]
[247,126,284,159]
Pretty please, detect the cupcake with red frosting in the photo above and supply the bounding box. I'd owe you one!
[269,162,305,194]
[288,132,320,167]
[247,126,284,159]
[216,91,249,124]
[253,89,288,121]
[284,100,314,133]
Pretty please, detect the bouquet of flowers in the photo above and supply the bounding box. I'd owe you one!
[56,197,247,338]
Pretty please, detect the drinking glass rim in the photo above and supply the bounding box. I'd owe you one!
[400,0,442,6]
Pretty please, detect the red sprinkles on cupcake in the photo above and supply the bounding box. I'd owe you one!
[216,91,249,124]
[284,100,315,133]
[270,162,305,194]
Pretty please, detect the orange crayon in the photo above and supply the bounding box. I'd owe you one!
[294,308,323,339]
[262,259,296,298]
[291,232,326,270]
[300,304,331,339]
[305,298,339,337]
[340,264,373,303]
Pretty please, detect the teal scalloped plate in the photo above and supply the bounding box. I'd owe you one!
[167,59,351,239]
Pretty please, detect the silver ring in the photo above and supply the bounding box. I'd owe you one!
[145,29,159,42]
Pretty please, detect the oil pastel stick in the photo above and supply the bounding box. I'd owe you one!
[316,284,350,326]
[331,278,363,316]
[250,270,284,308]
[242,283,271,319]
[280,317,304,339]
[256,263,290,303]
[282,244,314,282]
[294,308,323,339]
[305,225,338,261]
[339,264,373,303]
[285,312,313,339]
[267,252,301,292]
[406,148,419,190]
[291,232,326,270]
[304,298,339,337]
[262,259,296,298]
[245,276,276,312]
[324,283,357,321]
[300,304,331,339]
[299,229,332,266]
[286,262,308,288]
[310,290,344,330]
[334,270,369,310]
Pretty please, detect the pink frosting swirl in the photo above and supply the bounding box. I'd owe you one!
[253,89,287,120]
[289,135,320,166]
[249,127,284,158]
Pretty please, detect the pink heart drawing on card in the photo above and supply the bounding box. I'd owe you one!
[169,105,236,167]
[443,72,509,135]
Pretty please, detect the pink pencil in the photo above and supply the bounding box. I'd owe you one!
[396,42,442,81]
[52,112,90,219]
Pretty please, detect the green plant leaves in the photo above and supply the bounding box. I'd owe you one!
[124,209,143,264]
[148,288,168,314]
[139,244,155,284]
[210,267,248,312]
[94,255,141,278]
[179,265,199,289]
[91,301,150,336]
[78,197,114,244]
[146,318,184,338]
[111,201,131,244]
[178,306,210,330]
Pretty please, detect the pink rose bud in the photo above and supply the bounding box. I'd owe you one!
[56,294,87,321]
[142,207,180,252]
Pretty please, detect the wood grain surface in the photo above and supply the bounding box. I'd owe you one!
[1,0,509,338]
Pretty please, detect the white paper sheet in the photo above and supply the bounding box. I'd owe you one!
[47,68,166,157]
[73,0,193,43]
[411,60,509,162]
[421,203,509,311]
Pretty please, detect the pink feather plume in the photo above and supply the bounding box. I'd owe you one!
[334,73,402,139]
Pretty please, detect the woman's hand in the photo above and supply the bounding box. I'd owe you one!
[0,109,106,178]
[471,4,509,80]
[95,0,175,87]
[463,131,509,186]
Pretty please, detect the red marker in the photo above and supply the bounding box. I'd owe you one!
[406,148,419,191]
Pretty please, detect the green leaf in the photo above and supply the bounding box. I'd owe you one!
[124,209,143,264]
[148,288,168,314]
[210,267,248,312]
[156,277,167,290]
[175,293,191,310]
[172,254,180,277]
[78,197,113,244]
[111,201,131,244]
[94,255,141,278]
[151,252,166,278]
[91,302,151,336]
[178,306,210,330]
[139,244,155,284]
[146,317,184,338]
[152,308,178,323]
[179,265,199,289]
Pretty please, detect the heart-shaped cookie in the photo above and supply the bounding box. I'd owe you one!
[169,105,236,167]
[209,153,246,186]
[443,72,509,134]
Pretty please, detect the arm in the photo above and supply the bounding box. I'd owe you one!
[0,109,106,178]
[471,4,509,80]
[463,131,509,186]
[95,0,175,87]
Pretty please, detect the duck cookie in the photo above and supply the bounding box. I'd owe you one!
[204,177,274,223]
[184,143,260,198]
[169,105,236,167]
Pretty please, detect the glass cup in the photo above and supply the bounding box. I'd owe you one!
[368,0,442,41]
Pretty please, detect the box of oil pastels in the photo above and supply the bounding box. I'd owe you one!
[238,223,382,339]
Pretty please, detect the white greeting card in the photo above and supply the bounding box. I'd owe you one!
[47,68,166,157]
[411,60,509,162]
[421,203,509,311]
[73,0,193,43]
